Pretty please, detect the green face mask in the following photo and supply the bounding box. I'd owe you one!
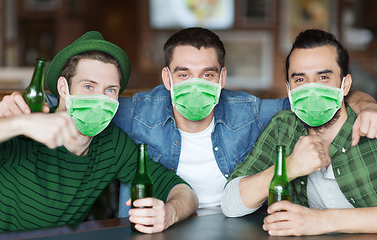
[64,79,119,136]
[288,80,344,127]
[168,68,222,121]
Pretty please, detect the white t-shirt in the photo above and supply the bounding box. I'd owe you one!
[307,164,354,210]
[177,119,227,208]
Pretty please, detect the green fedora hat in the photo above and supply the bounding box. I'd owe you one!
[46,31,131,97]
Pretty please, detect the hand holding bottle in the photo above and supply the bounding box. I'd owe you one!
[0,91,49,117]
[130,143,154,233]
[127,197,168,234]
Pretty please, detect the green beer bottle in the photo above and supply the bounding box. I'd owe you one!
[23,58,46,112]
[131,143,154,232]
[268,145,290,206]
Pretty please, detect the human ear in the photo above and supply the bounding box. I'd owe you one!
[220,67,227,89]
[161,67,171,91]
[57,77,69,101]
[342,74,352,96]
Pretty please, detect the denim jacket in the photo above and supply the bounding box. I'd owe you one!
[113,84,290,177]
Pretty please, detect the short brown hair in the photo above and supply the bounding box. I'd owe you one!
[164,27,226,69]
[61,51,122,92]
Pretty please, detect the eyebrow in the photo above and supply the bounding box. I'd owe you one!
[173,66,219,73]
[79,79,98,84]
[290,72,304,78]
[290,69,334,78]
[79,79,120,89]
[173,67,189,72]
[203,67,219,72]
[317,69,333,75]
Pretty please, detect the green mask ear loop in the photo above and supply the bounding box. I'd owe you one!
[63,77,72,111]
[166,67,175,105]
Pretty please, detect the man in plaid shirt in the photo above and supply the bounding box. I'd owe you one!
[221,29,377,236]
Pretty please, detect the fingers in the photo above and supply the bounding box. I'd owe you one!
[352,119,361,146]
[133,223,165,234]
[352,111,377,145]
[21,112,79,148]
[288,134,331,179]
[0,92,29,117]
[267,200,293,214]
[129,198,167,234]
[62,113,79,145]
[126,198,131,206]
[47,112,78,148]
[131,198,164,208]
[43,103,50,113]
[12,92,31,114]
[263,203,322,236]
[264,202,302,236]
[313,142,328,164]
[263,209,292,236]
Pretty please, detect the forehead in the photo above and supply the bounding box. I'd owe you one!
[170,45,220,70]
[73,59,120,85]
[289,46,339,75]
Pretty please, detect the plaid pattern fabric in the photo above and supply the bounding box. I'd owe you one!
[228,104,377,208]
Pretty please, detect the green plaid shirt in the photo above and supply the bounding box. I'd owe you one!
[228,104,377,208]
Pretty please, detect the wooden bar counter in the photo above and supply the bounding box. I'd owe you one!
[0,207,372,240]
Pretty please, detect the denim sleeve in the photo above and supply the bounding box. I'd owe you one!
[119,183,131,217]
[111,96,133,134]
[45,93,58,108]
[258,97,290,128]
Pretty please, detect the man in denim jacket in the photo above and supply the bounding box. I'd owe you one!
[2,27,377,217]
[115,28,289,215]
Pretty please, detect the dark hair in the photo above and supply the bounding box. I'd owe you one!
[285,29,349,82]
[164,27,226,68]
[61,51,122,91]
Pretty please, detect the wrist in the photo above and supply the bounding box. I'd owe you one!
[164,202,178,229]
[13,115,27,136]
[319,209,337,234]
[286,155,298,181]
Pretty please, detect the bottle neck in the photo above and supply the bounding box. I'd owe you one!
[274,146,286,177]
[136,144,148,174]
[31,58,46,88]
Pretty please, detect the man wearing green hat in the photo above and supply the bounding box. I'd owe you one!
[0,31,198,233]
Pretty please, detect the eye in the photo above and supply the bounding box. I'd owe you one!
[204,73,214,78]
[107,88,118,94]
[178,73,188,78]
[84,85,93,90]
[295,78,305,83]
[319,75,329,80]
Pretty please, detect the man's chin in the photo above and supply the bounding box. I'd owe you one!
[302,110,341,131]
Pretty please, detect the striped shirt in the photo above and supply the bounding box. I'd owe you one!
[0,123,186,231]
[228,104,377,208]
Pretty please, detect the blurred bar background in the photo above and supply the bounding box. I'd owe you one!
[1,0,377,220]
[1,0,376,99]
